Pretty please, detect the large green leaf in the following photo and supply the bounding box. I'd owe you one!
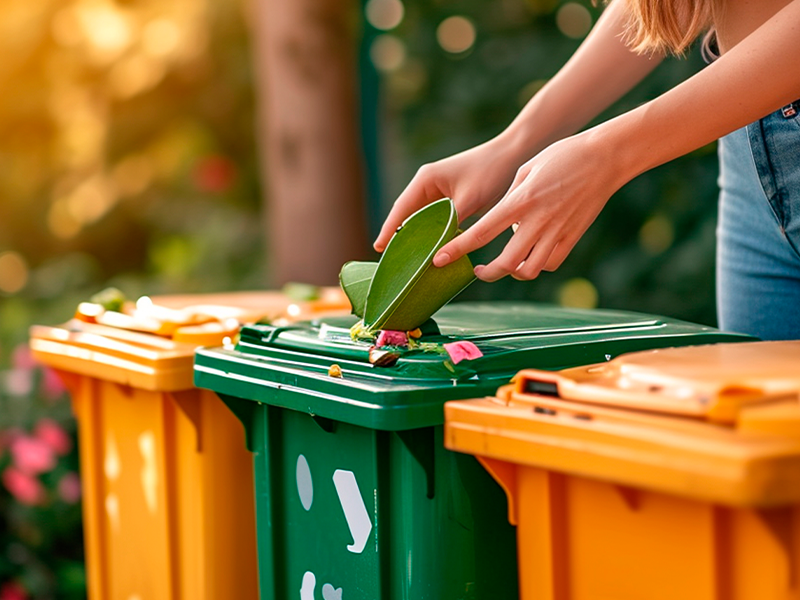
[362,198,476,331]
[339,261,378,318]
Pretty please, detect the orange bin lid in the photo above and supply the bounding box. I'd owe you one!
[30,288,350,392]
[445,341,800,507]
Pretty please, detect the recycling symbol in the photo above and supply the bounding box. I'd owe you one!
[296,454,373,600]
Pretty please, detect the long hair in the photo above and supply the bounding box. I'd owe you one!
[613,0,717,55]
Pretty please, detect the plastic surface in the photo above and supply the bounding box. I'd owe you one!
[193,301,750,600]
[66,379,258,600]
[196,302,750,431]
[444,341,800,600]
[28,290,348,600]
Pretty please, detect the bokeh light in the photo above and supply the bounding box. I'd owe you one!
[436,16,476,54]
[108,54,167,99]
[113,154,155,198]
[47,199,82,240]
[556,3,593,39]
[557,277,599,309]
[365,0,404,31]
[142,18,182,58]
[51,8,83,47]
[370,34,406,72]
[63,175,119,227]
[639,214,675,255]
[75,1,135,64]
[0,251,29,294]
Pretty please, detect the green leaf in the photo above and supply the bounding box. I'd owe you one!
[363,198,475,331]
[339,261,378,318]
[281,282,321,302]
[90,287,126,312]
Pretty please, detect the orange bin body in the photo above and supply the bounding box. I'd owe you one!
[30,290,349,600]
[445,341,800,600]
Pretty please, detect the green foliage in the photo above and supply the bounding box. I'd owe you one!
[0,353,84,600]
[0,0,264,346]
[0,1,262,597]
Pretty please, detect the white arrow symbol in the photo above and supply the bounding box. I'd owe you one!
[332,470,372,554]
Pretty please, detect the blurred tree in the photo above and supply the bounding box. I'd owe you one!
[251,0,371,286]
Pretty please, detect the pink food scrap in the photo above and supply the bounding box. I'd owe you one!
[375,330,408,348]
[443,341,483,365]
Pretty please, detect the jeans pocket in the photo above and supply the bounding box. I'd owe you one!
[753,111,800,258]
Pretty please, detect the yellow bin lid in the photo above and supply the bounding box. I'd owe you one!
[445,341,800,507]
[30,289,350,392]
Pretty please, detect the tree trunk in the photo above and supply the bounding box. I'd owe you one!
[252,0,370,287]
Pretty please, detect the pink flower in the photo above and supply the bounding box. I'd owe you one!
[58,472,81,504]
[0,427,23,454]
[42,368,67,400]
[34,419,72,456]
[2,467,44,506]
[11,345,36,371]
[375,330,408,348]
[443,341,484,365]
[10,435,56,475]
[4,369,32,397]
[0,582,28,600]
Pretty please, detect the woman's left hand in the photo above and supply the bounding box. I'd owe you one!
[433,129,628,281]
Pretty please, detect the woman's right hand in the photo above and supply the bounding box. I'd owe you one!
[373,134,528,252]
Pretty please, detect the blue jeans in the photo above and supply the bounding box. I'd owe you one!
[716,104,800,340]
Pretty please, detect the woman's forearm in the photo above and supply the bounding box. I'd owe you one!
[596,0,800,185]
[500,0,665,157]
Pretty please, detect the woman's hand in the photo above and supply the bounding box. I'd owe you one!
[433,129,626,281]
[373,134,529,253]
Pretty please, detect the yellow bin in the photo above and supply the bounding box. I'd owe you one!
[30,290,349,600]
[445,341,800,600]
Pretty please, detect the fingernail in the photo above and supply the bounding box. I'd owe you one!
[433,252,450,267]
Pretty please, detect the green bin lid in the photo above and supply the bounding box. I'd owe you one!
[193,302,752,431]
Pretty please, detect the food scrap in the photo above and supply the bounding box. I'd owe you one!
[328,364,343,378]
[375,330,408,348]
[443,341,483,365]
[368,348,400,367]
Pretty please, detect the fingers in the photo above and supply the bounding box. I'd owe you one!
[468,220,572,282]
[433,201,516,268]
[542,239,573,272]
[512,234,559,281]
[375,163,482,253]
[374,189,426,253]
[471,223,539,282]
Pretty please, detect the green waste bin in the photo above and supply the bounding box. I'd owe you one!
[193,302,751,600]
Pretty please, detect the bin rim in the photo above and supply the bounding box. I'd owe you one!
[445,341,800,507]
[193,302,753,431]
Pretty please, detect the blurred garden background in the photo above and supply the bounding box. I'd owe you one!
[0,0,718,597]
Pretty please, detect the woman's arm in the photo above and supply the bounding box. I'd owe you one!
[373,0,663,252]
[433,0,800,282]
[502,0,664,157]
[611,0,800,180]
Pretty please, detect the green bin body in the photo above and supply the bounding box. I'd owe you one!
[193,302,751,600]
